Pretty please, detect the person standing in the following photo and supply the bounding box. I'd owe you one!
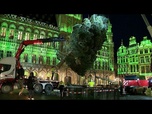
[58,80,65,99]
[27,72,36,100]
[88,79,95,87]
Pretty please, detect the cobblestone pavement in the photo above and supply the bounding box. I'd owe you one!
[0,89,60,100]
[119,95,152,100]
[1,89,152,100]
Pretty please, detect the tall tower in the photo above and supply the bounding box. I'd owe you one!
[55,14,82,38]
[106,20,114,71]
[55,14,82,53]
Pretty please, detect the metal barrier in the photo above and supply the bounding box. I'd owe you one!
[65,86,120,100]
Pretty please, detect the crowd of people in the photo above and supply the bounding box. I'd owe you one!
[15,65,100,100]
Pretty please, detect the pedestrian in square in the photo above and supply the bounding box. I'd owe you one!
[27,72,36,100]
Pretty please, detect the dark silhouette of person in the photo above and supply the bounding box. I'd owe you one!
[27,72,36,100]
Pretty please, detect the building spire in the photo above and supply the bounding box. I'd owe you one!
[88,14,90,19]
[121,39,123,46]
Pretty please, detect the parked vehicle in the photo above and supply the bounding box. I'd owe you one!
[123,75,149,94]
[0,37,65,93]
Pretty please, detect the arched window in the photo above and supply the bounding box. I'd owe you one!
[24,54,28,62]
[32,55,36,64]
[46,56,50,65]
[40,31,45,39]
[18,26,24,40]
[47,33,52,46]
[25,28,31,40]
[0,22,8,37]
[53,34,59,49]
[9,24,16,39]
[39,56,43,64]
[33,29,39,40]
[64,76,71,85]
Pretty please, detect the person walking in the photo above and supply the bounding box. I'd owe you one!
[58,80,65,99]
[27,72,36,100]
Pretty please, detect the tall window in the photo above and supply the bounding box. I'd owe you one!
[32,55,36,63]
[24,54,28,62]
[46,57,50,65]
[47,33,52,46]
[7,51,12,57]
[40,34,44,39]
[39,56,43,64]
[25,32,30,40]
[9,29,14,39]
[141,66,145,73]
[140,50,143,54]
[145,56,150,63]
[0,50,3,59]
[18,31,23,40]
[1,27,6,37]
[140,57,144,63]
[52,57,56,65]
[146,66,150,73]
[33,34,38,40]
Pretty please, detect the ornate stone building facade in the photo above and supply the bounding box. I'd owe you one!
[0,14,115,85]
[117,36,152,79]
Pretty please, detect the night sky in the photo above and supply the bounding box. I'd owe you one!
[106,14,152,59]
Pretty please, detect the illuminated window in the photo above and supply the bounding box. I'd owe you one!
[32,55,36,63]
[52,42,57,49]
[18,31,23,40]
[39,56,43,64]
[33,29,39,39]
[40,34,44,39]
[25,32,30,40]
[40,32,45,39]
[47,41,51,46]
[24,54,28,62]
[0,27,6,37]
[9,29,14,39]
[33,34,38,40]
